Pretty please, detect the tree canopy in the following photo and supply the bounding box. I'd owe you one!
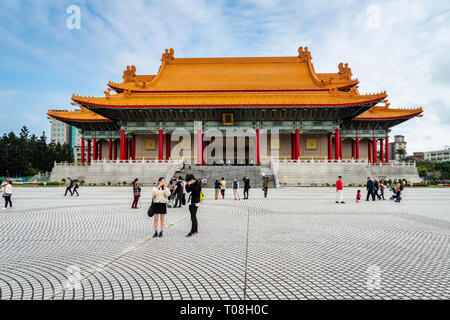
[0,126,73,177]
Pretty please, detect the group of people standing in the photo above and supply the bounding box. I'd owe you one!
[214,176,270,200]
[336,176,406,203]
[133,174,203,238]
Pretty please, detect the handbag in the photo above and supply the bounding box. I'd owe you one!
[147,200,155,217]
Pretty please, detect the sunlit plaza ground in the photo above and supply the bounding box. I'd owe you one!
[0,186,448,300]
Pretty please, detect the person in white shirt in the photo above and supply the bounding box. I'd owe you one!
[2,179,13,209]
[152,177,171,238]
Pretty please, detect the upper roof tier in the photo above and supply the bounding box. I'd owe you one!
[107,47,359,93]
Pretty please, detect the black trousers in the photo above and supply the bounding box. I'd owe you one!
[175,192,183,207]
[73,188,79,196]
[4,195,12,208]
[263,187,268,197]
[64,187,73,196]
[189,204,199,233]
[243,188,249,199]
[366,189,375,201]
[221,189,225,198]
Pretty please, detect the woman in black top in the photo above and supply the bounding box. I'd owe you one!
[185,174,202,237]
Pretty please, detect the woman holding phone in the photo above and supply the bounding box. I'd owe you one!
[152,177,171,238]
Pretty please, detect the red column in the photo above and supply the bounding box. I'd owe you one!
[334,129,340,161]
[98,141,102,160]
[295,129,300,160]
[108,138,112,160]
[356,136,360,160]
[202,136,206,166]
[380,139,384,164]
[196,129,202,165]
[291,134,295,160]
[125,139,129,160]
[114,140,118,160]
[339,136,343,160]
[256,129,261,165]
[87,139,91,165]
[158,130,164,162]
[368,140,372,163]
[165,133,171,160]
[92,138,97,161]
[81,137,85,165]
[120,130,126,160]
[351,140,355,159]
[131,135,136,161]
[373,136,377,164]
[328,134,332,162]
[385,136,389,164]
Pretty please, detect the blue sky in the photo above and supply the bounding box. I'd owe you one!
[0,0,449,153]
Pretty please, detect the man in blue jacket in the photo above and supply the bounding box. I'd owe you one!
[366,177,375,201]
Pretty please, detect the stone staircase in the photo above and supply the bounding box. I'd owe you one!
[173,165,276,188]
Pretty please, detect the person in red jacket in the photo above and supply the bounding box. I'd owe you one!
[335,176,345,204]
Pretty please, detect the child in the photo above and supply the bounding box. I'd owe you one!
[356,190,361,203]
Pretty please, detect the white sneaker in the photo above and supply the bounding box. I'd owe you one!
[1,208,6,210]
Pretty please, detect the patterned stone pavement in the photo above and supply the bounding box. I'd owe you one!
[0,186,448,300]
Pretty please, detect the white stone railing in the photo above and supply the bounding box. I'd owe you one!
[54,159,184,166]
[272,158,416,166]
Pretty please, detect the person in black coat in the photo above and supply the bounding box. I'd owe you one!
[366,177,376,201]
[185,174,202,237]
[243,176,251,199]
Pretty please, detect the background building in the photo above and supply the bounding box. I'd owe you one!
[389,135,407,161]
[424,148,450,162]
[49,118,85,162]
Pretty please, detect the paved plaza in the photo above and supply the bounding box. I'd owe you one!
[0,186,448,300]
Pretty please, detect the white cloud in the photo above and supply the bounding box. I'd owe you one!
[0,0,449,153]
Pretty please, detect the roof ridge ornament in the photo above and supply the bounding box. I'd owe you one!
[338,62,352,80]
[298,46,312,62]
[122,65,136,83]
[162,48,175,64]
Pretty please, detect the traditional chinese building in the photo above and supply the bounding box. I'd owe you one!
[47,46,423,184]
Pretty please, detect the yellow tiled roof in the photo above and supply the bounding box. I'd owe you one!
[107,47,358,93]
[354,102,423,120]
[47,108,111,122]
[72,90,387,108]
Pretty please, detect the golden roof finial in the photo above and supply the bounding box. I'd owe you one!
[298,46,312,62]
[122,65,136,83]
[338,62,352,80]
[161,48,175,64]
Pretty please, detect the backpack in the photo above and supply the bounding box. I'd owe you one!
[199,191,204,203]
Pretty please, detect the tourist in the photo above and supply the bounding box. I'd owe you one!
[366,177,375,201]
[374,178,382,200]
[33,179,37,188]
[356,190,361,203]
[73,180,80,197]
[220,177,226,199]
[2,179,12,210]
[243,176,251,199]
[131,178,141,208]
[263,176,270,198]
[214,178,221,200]
[395,181,402,203]
[174,176,184,208]
[232,177,240,200]
[379,179,386,200]
[185,174,202,237]
[152,177,171,238]
[64,177,73,196]
[335,176,345,204]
